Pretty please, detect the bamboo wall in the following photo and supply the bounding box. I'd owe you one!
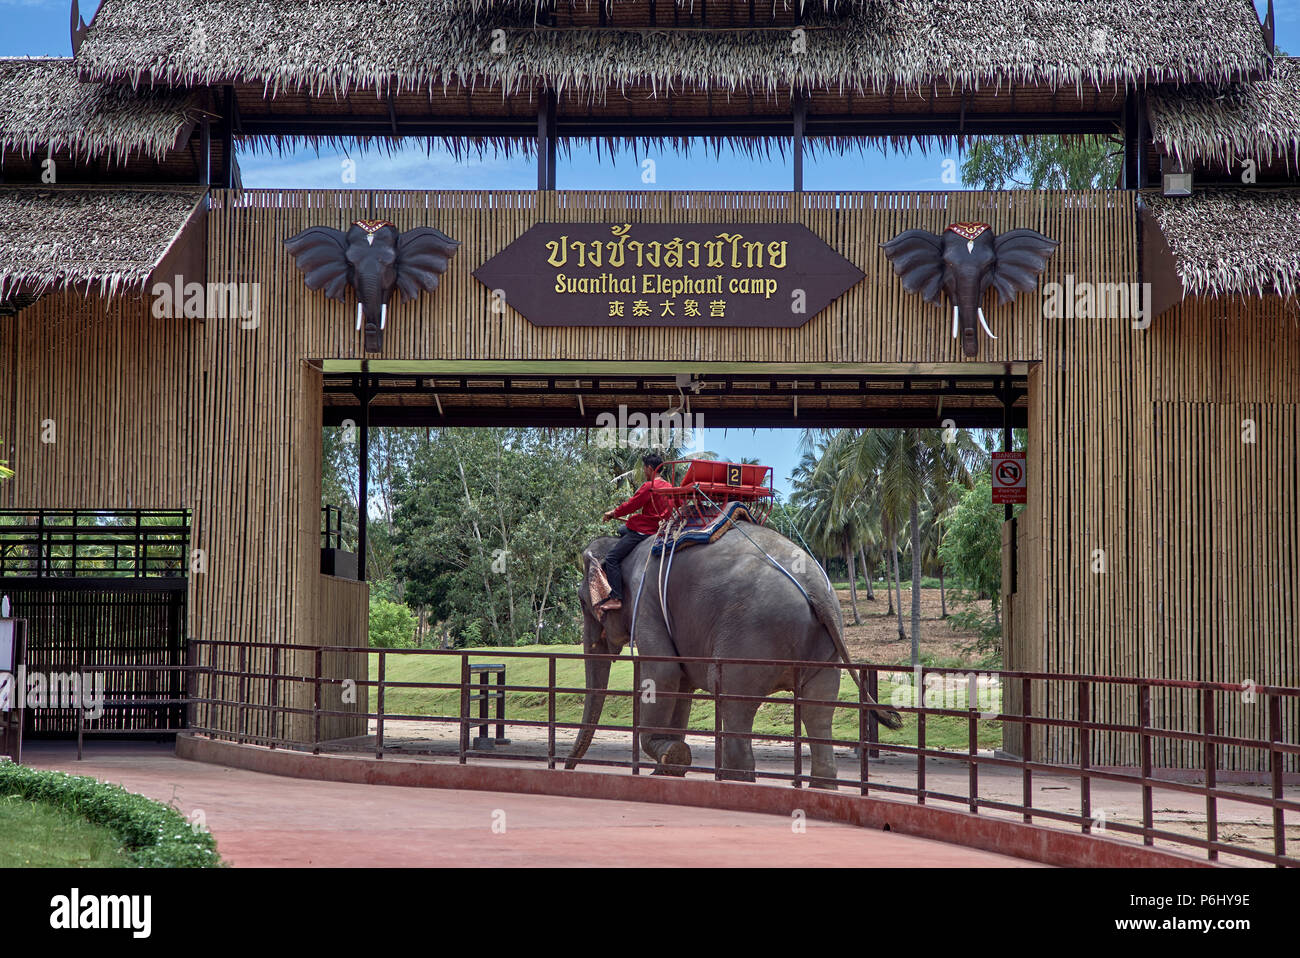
[0,292,198,509]
[3,189,1296,769]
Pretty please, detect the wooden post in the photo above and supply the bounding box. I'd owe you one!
[221,86,236,190]
[357,374,370,582]
[537,89,557,191]
[792,92,806,193]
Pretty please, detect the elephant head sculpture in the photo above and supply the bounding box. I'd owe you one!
[880,222,1058,357]
[284,220,459,351]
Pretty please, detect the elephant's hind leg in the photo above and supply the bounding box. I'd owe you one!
[718,699,761,783]
[802,667,842,790]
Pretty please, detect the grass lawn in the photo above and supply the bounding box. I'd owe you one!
[372,645,1002,751]
[0,794,130,868]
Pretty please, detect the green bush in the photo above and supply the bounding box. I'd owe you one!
[0,763,222,868]
[369,595,417,648]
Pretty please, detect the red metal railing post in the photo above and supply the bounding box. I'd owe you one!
[1202,688,1217,861]
[713,665,724,782]
[631,657,641,776]
[312,647,322,754]
[917,667,926,805]
[237,641,248,745]
[546,655,556,770]
[968,673,978,814]
[1270,695,1285,865]
[867,668,880,758]
[458,654,469,764]
[1021,677,1032,823]
[1139,683,1153,845]
[792,666,802,789]
[858,666,868,797]
[1079,680,1091,833]
[375,650,385,759]
[494,666,506,742]
[269,645,280,748]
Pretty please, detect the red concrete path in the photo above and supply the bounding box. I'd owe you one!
[23,743,1042,867]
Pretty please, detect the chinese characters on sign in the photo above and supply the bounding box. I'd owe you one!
[472,223,864,327]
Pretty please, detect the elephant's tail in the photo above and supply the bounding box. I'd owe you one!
[806,578,905,731]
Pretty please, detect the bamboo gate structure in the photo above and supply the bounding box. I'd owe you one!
[2,187,1296,768]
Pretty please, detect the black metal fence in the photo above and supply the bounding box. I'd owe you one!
[0,509,189,738]
[321,505,346,552]
[184,640,1300,868]
[0,509,189,579]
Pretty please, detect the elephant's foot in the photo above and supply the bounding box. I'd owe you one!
[808,775,841,791]
[718,768,756,783]
[649,739,692,776]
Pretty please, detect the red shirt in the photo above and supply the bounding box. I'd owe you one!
[611,477,673,535]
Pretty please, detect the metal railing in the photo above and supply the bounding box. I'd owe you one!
[0,509,190,579]
[321,505,346,552]
[183,638,1300,868]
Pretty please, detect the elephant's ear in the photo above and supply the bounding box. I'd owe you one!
[880,229,945,306]
[990,229,1059,305]
[395,227,460,302]
[284,226,351,302]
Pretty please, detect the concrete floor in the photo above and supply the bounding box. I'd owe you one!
[21,742,1042,868]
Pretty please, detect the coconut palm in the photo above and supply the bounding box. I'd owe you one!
[804,427,982,664]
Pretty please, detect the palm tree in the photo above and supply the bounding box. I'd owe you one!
[790,449,864,623]
[809,427,982,664]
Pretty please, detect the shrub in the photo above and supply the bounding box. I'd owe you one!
[369,596,417,648]
[0,763,223,868]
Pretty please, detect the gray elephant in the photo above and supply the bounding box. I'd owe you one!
[565,523,903,787]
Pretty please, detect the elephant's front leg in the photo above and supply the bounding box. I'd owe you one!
[638,669,693,775]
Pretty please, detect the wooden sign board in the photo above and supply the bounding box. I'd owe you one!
[473,223,864,328]
[992,451,1027,505]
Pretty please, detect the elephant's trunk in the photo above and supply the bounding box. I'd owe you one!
[564,649,611,769]
[955,304,980,357]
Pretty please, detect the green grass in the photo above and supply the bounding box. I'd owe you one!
[0,794,131,868]
[373,645,1003,751]
[0,764,224,868]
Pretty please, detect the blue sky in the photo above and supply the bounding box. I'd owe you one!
[5,0,1297,491]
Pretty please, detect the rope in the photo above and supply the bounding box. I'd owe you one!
[771,489,836,596]
[693,490,813,604]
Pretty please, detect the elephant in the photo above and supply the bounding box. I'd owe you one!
[284,219,459,351]
[565,523,904,788]
[880,222,1058,357]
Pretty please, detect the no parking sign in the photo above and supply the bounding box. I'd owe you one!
[991,452,1027,504]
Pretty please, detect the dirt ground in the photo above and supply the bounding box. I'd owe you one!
[835,585,993,665]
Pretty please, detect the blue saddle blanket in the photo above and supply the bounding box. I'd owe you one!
[650,500,757,555]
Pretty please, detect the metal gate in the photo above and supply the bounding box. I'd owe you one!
[0,509,189,738]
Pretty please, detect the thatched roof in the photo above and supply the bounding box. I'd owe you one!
[0,187,206,298]
[76,0,1269,100]
[0,58,203,164]
[1148,58,1300,170]
[1144,188,1300,299]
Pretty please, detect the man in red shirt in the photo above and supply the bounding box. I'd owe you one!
[597,453,672,611]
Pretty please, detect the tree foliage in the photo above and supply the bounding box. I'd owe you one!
[961,135,1122,190]
[391,428,609,647]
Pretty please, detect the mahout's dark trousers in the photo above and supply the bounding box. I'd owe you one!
[602,526,648,600]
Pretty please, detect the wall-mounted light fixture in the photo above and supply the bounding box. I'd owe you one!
[1161,155,1194,197]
